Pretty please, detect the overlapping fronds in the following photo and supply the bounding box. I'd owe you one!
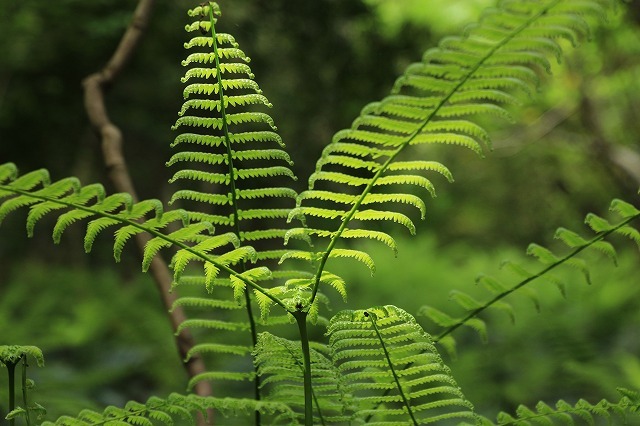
[327,305,476,425]
[254,333,349,425]
[470,387,640,425]
[169,1,305,409]
[283,0,613,311]
[0,162,283,308]
[418,197,640,355]
[40,393,296,426]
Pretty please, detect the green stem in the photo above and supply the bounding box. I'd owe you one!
[6,359,17,426]
[244,285,262,425]
[294,311,313,426]
[368,312,419,426]
[21,355,31,426]
[208,5,262,424]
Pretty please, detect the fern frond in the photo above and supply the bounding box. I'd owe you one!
[0,164,286,314]
[41,392,296,426]
[488,389,640,425]
[0,345,44,367]
[167,6,309,410]
[327,306,476,424]
[289,0,614,312]
[418,196,640,350]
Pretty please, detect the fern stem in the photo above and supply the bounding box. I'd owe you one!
[208,5,241,239]
[0,185,293,314]
[294,311,314,426]
[6,359,17,426]
[308,0,563,307]
[367,311,419,426]
[208,6,262,424]
[435,212,640,343]
[21,355,31,426]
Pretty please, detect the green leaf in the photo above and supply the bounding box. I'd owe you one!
[329,249,376,275]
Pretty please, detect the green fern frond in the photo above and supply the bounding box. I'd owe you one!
[298,190,427,220]
[237,187,298,200]
[187,372,256,392]
[287,0,614,313]
[0,163,285,315]
[486,389,640,425]
[172,112,277,131]
[168,5,306,407]
[327,306,476,424]
[170,297,241,311]
[418,196,640,349]
[41,392,296,426]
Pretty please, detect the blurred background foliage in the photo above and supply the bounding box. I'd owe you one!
[0,0,639,422]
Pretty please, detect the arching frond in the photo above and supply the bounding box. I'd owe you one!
[418,196,640,353]
[288,0,614,313]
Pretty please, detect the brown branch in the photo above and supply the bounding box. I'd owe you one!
[81,0,213,403]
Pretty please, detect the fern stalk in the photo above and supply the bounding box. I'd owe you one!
[206,5,264,425]
[21,356,31,426]
[6,358,17,426]
[308,0,564,308]
[293,311,314,426]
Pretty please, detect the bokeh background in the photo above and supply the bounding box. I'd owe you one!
[1,0,639,422]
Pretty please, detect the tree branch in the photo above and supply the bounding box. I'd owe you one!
[81,0,213,402]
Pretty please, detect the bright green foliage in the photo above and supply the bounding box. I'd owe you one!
[0,346,44,368]
[327,306,476,425]
[39,393,295,426]
[282,0,615,317]
[1,346,46,425]
[470,388,640,425]
[254,333,348,425]
[0,1,638,425]
[166,2,304,401]
[0,163,237,280]
[419,197,640,354]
